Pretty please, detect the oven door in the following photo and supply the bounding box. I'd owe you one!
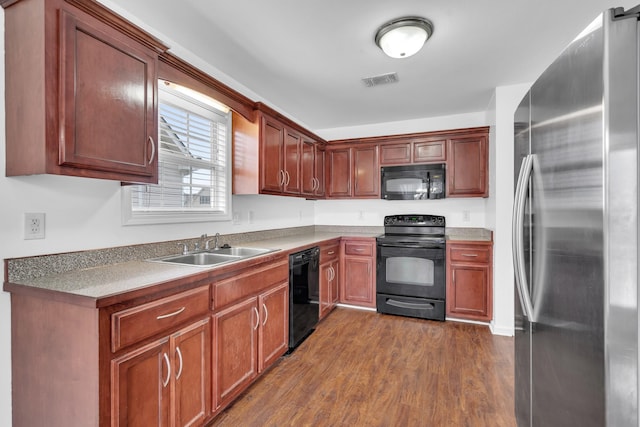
[376,244,445,299]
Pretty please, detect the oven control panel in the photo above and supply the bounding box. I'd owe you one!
[383,215,445,227]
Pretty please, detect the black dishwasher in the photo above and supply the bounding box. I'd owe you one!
[288,246,320,352]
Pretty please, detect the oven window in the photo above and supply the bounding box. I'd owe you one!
[386,256,434,286]
[385,177,427,194]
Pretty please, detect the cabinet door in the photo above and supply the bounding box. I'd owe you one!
[319,262,332,319]
[59,10,158,181]
[315,146,326,197]
[283,130,302,194]
[327,148,352,197]
[380,142,411,165]
[414,139,446,163]
[301,139,316,196]
[173,319,211,427]
[261,117,285,193]
[342,256,375,308]
[258,282,289,371]
[447,264,491,320]
[447,135,488,197]
[330,261,340,307]
[112,338,171,427]
[213,297,258,408]
[353,145,379,197]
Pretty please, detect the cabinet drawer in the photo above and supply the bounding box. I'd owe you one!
[214,258,288,309]
[449,246,491,263]
[111,286,210,352]
[320,243,340,263]
[344,241,374,256]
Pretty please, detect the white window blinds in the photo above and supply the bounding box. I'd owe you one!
[123,81,231,224]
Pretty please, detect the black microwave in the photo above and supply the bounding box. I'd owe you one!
[380,164,446,200]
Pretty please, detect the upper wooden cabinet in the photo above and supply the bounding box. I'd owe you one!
[233,104,327,199]
[326,145,379,198]
[301,137,325,198]
[3,0,168,183]
[447,134,488,197]
[329,126,489,199]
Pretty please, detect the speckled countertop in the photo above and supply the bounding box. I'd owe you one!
[4,225,491,304]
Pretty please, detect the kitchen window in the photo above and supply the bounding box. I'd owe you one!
[122,80,232,224]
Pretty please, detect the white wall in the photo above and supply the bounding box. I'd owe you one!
[486,83,531,336]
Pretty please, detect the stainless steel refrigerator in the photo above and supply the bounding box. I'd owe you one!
[513,5,639,426]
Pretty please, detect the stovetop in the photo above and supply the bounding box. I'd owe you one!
[377,214,446,248]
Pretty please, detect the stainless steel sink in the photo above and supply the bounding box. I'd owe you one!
[209,247,276,257]
[148,246,277,267]
[152,252,241,266]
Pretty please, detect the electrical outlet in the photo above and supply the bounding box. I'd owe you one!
[462,210,471,222]
[24,212,45,239]
[248,210,255,224]
[232,211,241,225]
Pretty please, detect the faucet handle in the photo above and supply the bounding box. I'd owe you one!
[204,239,215,250]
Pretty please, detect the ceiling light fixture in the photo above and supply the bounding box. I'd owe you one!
[375,16,433,59]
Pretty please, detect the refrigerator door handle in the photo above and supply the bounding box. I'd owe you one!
[513,154,535,322]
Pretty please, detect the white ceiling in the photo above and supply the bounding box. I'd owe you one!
[106,0,638,131]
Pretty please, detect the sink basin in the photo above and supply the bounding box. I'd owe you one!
[152,252,241,266]
[210,247,276,257]
[149,247,277,267]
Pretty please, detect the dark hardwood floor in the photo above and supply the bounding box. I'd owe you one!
[210,307,515,427]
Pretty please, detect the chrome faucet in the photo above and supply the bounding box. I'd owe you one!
[178,242,189,255]
[214,232,221,250]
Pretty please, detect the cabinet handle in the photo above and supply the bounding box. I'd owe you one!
[354,248,364,252]
[330,266,336,281]
[327,250,335,255]
[156,306,185,320]
[284,170,291,186]
[312,177,317,191]
[278,170,285,186]
[461,253,479,257]
[252,306,259,330]
[175,346,183,380]
[262,303,269,326]
[148,136,156,163]
[162,352,170,388]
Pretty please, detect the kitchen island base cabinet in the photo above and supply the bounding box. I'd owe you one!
[112,318,211,427]
[446,241,493,322]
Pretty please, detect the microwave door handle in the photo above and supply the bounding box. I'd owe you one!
[426,172,432,199]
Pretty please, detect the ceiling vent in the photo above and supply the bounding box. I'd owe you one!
[362,72,399,87]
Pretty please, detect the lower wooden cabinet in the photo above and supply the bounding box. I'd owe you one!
[446,241,493,322]
[212,265,289,414]
[319,241,340,319]
[340,238,376,308]
[111,317,211,427]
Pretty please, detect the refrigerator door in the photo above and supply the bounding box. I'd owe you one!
[513,92,532,427]
[514,8,639,426]
[528,14,606,427]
